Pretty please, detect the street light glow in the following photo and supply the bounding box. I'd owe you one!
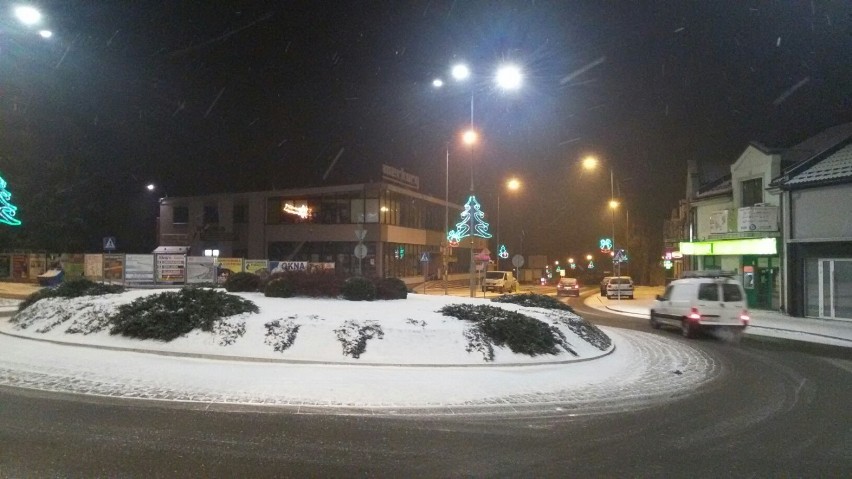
[462,128,478,146]
[14,5,42,25]
[506,177,521,191]
[495,64,522,90]
[146,183,156,191]
[609,199,620,209]
[582,156,599,170]
[451,63,470,81]
[38,29,52,38]
[586,254,593,261]
[432,78,443,88]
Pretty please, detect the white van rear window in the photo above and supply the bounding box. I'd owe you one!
[722,284,743,301]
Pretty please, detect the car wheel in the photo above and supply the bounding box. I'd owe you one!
[681,319,696,339]
[649,311,661,329]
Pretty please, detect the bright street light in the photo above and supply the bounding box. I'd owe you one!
[451,63,470,81]
[461,128,478,146]
[495,64,522,90]
[14,5,42,25]
[38,29,52,38]
[506,177,521,191]
[146,183,156,192]
[609,199,620,209]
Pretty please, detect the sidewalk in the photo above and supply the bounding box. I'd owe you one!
[586,286,852,348]
[0,281,41,300]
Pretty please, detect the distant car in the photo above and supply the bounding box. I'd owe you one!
[600,276,613,295]
[556,277,580,297]
[650,272,749,339]
[605,276,634,299]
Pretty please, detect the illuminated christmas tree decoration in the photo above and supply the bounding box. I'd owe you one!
[447,195,492,243]
[283,203,310,219]
[587,260,595,269]
[498,244,509,259]
[0,175,22,226]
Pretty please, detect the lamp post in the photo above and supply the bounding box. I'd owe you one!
[433,61,524,297]
[583,156,623,290]
[497,177,521,268]
[462,128,478,297]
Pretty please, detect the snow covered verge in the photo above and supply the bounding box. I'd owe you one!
[2,290,614,365]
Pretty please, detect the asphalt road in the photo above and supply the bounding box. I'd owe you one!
[1,291,850,477]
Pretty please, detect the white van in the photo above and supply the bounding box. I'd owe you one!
[650,271,749,338]
[483,271,518,293]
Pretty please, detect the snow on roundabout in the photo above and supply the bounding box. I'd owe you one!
[0,290,720,415]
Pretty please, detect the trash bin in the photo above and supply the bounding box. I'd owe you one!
[37,269,64,287]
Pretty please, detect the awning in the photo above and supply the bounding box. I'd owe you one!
[152,246,190,254]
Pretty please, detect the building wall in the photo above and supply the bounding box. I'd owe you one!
[693,196,733,241]
[790,183,852,240]
[731,146,782,208]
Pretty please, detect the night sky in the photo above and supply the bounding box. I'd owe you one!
[1,1,850,258]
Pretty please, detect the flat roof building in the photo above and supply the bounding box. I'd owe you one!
[156,180,480,280]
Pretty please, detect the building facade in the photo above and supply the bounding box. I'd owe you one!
[678,145,783,310]
[672,123,852,320]
[155,181,479,281]
[771,130,852,320]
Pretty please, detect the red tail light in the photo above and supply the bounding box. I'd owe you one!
[740,310,750,324]
[688,308,701,321]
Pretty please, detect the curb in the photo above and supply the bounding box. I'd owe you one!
[0,328,616,369]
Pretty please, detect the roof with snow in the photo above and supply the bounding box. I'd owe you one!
[781,142,852,188]
[695,174,732,199]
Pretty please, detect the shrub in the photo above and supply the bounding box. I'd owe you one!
[224,271,260,292]
[264,277,295,298]
[375,277,408,300]
[262,270,344,297]
[439,303,569,361]
[491,292,574,312]
[18,279,125,312]
[341,276,376,301]
[109,287,258,341]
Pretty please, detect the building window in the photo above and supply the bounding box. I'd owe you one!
[204,205,219,224]
[741,178,763,207]
[173,206,189,224]
[233,204,248,224]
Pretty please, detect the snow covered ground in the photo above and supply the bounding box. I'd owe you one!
[0,290,719,414]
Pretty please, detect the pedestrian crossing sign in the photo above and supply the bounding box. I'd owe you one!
[420,252,429,262]
[103,236,117,251]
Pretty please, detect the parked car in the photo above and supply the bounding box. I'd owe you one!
[599,276,613,296]
[605,276,634,299]
[483,270,518,293]
[649,271,749,338]
[556,277,580,297]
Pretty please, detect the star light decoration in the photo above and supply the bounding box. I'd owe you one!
[447,195,492,246]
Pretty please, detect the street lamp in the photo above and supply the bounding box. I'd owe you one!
[582,155,619,275]
[433,61,524,297]
[13,5,52,38]
[497,176,521,267]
